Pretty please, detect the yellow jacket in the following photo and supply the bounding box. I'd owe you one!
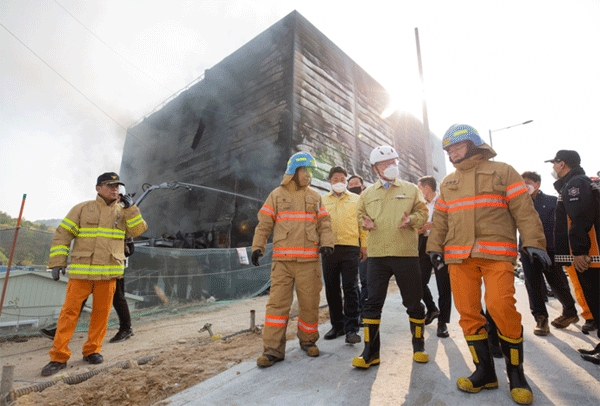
[322,191,368,248]
[252,174,334,261]
[426,146,545,264]
[48,195,148,280]
[357,178,427,257]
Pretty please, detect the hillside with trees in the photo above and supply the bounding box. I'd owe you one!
[0,211,56,266]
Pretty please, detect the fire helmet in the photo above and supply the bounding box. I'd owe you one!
[369,145,399,165]
[442,124,484,150]
[285,152,317,175]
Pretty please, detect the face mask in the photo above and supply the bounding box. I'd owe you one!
[526,184,535,195]
[348,186,363,195]
[382,164,399,180]
[551,169,559,180]
[331,182,347,193]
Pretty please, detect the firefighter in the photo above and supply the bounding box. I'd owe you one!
[427,124,549,405]
[41,172,147,376]
[251,152,334,367]
[352,145,429,369]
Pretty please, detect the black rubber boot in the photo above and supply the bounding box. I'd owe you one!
[352,318,380,368]
[457,334,499,393]
[499,332,533,405]
[409,318,429,363]
[485,310,503,358]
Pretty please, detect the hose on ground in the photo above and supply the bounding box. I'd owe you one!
[7,356,156,403]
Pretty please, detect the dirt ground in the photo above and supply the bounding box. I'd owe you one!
[2,293,331,405]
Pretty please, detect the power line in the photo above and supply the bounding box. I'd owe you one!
[52,0,174,95]
[0,21,130,133]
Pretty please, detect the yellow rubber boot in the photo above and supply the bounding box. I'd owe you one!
[352,318,380,368]
[457,334,499,393]
[409,318,429,363]
[499,332,533,405]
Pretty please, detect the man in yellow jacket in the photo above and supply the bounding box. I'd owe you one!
[321,166,368,344]
[251,152,334,367]
[41,172,148,377]
[352,145,429,369]
[427,124,549,405]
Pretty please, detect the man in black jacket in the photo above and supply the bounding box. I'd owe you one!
[519,171,578,336]
[547,150,600,364]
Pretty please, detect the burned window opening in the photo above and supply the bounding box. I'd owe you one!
[191,118,205,150]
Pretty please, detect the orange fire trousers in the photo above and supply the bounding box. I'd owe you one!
[50,279,116,363]
[449,257,522,339]
[564,265,593,320]
[263,261,322,359]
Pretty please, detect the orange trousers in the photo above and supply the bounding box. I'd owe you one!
[564,265,593,320]
[449,257,522,339]
[50,279,116,363]
[263,261,322,359]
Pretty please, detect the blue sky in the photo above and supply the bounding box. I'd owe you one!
[1,0,599,220]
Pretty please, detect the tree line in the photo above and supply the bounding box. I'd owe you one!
[0,211,58,266]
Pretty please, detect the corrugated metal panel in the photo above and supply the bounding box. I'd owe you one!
[0,271,65,328]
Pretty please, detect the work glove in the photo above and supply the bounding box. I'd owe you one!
[51,266,66,281]
[429,252,444,270]
[125,238,135,257]
[251,249,263,266]
[319,247,333,257]
[525,247,552,270]
[120,194,134,208]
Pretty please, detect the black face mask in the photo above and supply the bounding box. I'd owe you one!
[348,187,363,195]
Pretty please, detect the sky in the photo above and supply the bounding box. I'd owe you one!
[1,0,599,221]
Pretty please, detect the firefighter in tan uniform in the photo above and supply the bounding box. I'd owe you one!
[251,152,334,367]
[427,125,549,405]
[41,172,147,376]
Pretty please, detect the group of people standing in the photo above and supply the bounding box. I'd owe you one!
[251,123,599,406]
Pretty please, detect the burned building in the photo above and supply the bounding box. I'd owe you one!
[120,10,445,249]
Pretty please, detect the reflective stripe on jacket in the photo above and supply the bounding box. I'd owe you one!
[252,174,334,261]
[427,147,545,265]
[553,167,600,266]
[48,195,148,279]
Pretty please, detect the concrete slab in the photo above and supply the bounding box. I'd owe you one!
[160,276,600,405]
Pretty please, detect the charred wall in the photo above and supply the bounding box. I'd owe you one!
[290,13,431,186]
[121,14,297,247]
[121,10,443,248]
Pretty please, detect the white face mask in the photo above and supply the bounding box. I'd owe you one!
[382,164,399,180]
[551,169,559,180]
[526,184,535,195]
[331,182,347,194]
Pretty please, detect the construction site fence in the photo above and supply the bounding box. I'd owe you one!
[0,244,273,338]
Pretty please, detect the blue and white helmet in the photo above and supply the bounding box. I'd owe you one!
[442,124,484,150]
[285,152,317,175]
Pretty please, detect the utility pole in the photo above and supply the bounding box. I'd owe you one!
[415,28,433,175]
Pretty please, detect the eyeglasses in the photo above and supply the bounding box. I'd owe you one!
[445,143,468,154]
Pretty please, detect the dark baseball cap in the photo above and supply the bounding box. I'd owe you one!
[96,172,125,186]
[544,150,581,167]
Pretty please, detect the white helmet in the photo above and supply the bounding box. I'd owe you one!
[370,145,399,165]
[118,185,126,196]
